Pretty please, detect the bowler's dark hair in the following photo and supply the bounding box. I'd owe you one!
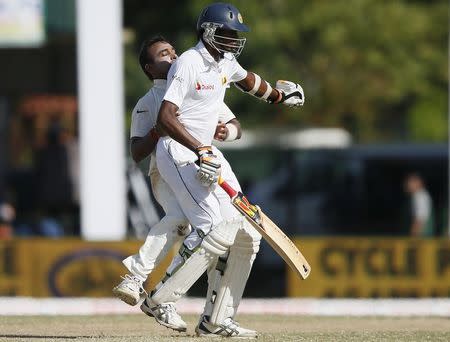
[139,35,170,80]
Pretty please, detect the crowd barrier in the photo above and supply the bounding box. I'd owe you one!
[0,238,448,297]
[289,238,450,297]
[0,239,173,297]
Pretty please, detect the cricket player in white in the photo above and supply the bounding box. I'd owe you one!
[142,2,305,338]
[112,36,261,333]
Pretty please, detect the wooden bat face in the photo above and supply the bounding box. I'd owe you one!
[231,191,311,279]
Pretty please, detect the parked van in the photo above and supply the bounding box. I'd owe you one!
[222,142,448,237]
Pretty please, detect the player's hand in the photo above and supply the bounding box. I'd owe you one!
[275,80,305,107]
[214,122,228,141]
[195,146,221,186]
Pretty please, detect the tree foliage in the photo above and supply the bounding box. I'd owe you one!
[124,0,448,142]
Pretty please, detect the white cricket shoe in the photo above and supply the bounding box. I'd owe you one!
[112,274,145,306]
[140,297,187,332]
[195,315,258,338]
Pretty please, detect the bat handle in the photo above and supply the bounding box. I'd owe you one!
[218,176,238,198]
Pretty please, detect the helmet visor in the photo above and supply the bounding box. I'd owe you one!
[212,33,246,57]
[206,27,246,57]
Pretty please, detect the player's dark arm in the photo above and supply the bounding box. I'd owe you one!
[235,72,282,104]
[157,100,202,152]
[235,72,304,107]
[130,128,159,163]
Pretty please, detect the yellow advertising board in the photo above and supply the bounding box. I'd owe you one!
[288,238,450,297]
[0,242,17,295]
[1,238,449,297]
[0,239,175,297]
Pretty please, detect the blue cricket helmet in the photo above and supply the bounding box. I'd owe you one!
[196,2,250,33]
[196,2,249,57]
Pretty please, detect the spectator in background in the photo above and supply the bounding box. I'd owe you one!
[34,119,72,237]
[61,119,80,235]
[404,173,434,237]
[0,201,15,239]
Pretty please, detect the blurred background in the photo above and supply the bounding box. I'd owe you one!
[0,0,448,299]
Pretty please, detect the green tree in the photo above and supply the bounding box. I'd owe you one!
[124,0,448,142]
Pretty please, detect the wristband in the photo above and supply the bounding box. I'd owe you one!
[248,74,261,95]
[196,145,212,156]
[224,123,238,141]
[261,81,273,101]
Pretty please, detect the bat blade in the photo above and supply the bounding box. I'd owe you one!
[221,179,310,280]
[255,209,311,279]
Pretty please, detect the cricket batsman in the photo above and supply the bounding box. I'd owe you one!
[112,35,261,335]
[141,2,304,337]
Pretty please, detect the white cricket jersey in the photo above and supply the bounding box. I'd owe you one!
[130,79,167,139]
[130,79,166,176]
[130,78,236,176]
[164,40,247,147]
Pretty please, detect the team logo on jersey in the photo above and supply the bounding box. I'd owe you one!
[195,81,214,91]
[172,75,184,83]
[238,13,243,24]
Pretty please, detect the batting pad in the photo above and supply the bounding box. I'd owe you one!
[203,253,228,319]
[151,247,214,304]
[209,221,261,325]
[122,216,190,282]
[151,220,239,305]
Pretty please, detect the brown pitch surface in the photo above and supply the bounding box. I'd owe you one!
[0,314,449,341]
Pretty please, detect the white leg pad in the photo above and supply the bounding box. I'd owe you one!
[151,245,214,304]
[122,216,190,282]
[151,219,240,305]
[209,220,261,325]
[202,252,228,318]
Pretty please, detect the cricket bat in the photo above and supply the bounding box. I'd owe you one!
[218,177,311,279]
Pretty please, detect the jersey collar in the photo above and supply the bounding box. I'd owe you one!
[195,40,216,64]
[195,40,235,67]
[153,79,167,89]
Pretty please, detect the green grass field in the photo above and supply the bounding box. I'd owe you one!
[0,314,448,341]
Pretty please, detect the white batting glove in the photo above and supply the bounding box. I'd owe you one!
[195,146,221,187]
[275,80,305,107]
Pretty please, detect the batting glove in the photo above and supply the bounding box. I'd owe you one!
[195,146,221,187]
[273,80,305,107]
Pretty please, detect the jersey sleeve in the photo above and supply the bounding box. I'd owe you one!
[130,98,153,138]
[217,102,236,123]
[228,58,247,83]
[163,59,192,108]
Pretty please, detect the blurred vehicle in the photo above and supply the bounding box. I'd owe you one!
[214,129,448,296]
[218,129,448,237]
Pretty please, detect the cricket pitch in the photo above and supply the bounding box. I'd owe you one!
[0,314,448,341]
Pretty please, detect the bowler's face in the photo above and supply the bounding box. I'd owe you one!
[150,42,177,64]
[147,42,177,79]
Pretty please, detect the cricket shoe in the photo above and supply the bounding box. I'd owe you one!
[195,315,258,338]
[112,274,146,306]
[140,297,187,332]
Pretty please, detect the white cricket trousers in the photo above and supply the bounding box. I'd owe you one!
[156,138,241,236]
[123,157,190,282]
[123,141,241,282]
